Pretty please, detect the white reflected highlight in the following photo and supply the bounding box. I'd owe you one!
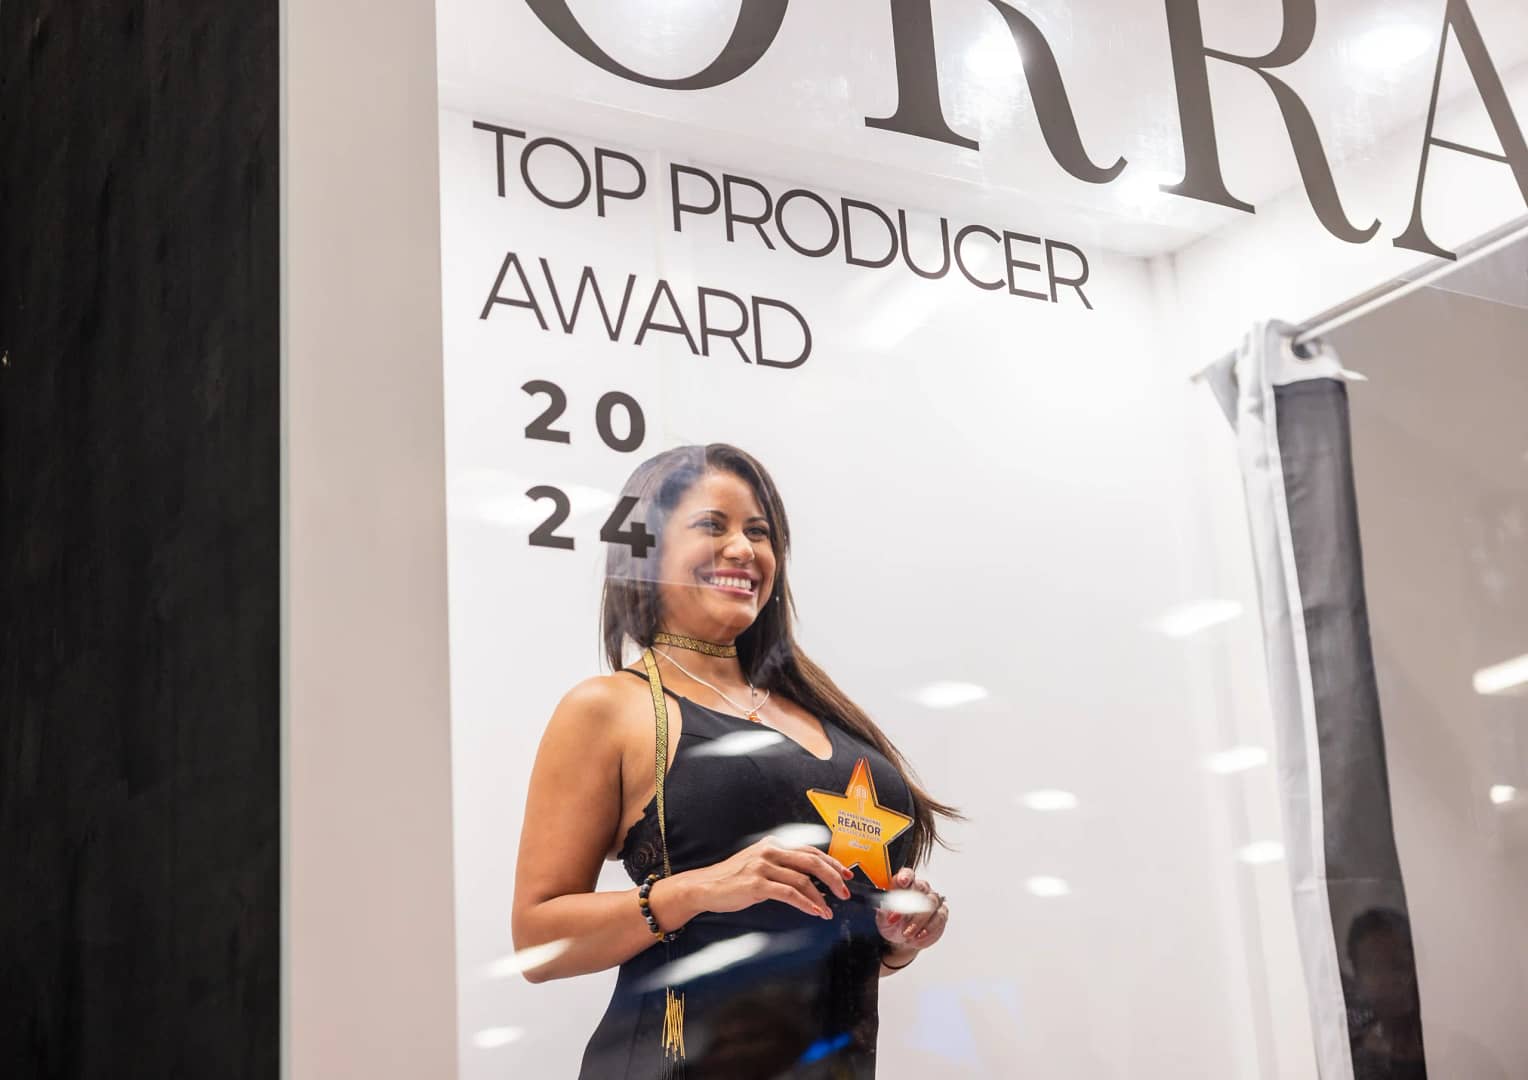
[1489,784,1519,806]
[963,24,1015,81]
[450,468,614,529]
[880,888,939,915]
[1205,746,1269,775]
[1025,876,1070,898]
[1117,169,1182,213]
[1237,841,1285,865]
[910,681,989,709]
[1020,789,1078,811]
[483,938,571,980]
[756,822,833,849]
[861,277,940,351]
[472,1026,524,1050]
[1350,22,1434,72]
[690,729,786,757]
[639,931,773,989]
[954,24,1028,135]
[1472,654,1528,695]
[1153,600,1243,639]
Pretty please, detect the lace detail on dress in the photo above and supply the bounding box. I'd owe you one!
[619,799,663,884]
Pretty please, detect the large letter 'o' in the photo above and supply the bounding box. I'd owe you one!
[525,0,790,90]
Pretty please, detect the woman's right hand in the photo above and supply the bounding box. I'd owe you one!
[688,836,854,920]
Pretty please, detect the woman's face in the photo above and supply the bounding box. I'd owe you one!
[655,468,777,643]
[1354,929,1419,1020]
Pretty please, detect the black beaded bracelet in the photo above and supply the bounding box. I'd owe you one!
[639,872,681,942]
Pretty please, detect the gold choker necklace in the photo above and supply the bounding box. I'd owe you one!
[652,631,737,658]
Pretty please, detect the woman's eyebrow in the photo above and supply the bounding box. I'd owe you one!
[689,509,768,525]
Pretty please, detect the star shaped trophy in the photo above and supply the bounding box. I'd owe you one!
[806,757,913,893]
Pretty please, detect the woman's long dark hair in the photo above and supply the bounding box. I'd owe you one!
[599,443,963,868]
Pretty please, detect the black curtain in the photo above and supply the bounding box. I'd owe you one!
[1218,323,1424,1079]
[0,1,279,1076]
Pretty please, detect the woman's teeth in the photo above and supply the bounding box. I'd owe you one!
[706,574,754,592]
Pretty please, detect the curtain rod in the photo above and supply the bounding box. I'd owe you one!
[1292,212,1528,351]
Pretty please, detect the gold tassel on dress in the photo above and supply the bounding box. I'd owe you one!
[662,986,686,1062]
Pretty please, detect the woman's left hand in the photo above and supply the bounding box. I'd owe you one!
[875,867,948,953]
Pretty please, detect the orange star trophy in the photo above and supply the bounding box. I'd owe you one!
[806,757,913,890]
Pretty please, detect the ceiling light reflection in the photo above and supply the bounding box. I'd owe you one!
[1021,789,1078,811]
[1025,876,1070,898]
[1205,746,1269,775]
[450,469,614,529]
[472,1027,524,1050]
[861,276,940,351]
[1472,654,1528,695]
[1349,22,1434,72]
[1237,841,1285,865]
[1118,169,1181,211]
[756,823,833,849]
[1153,600,1243,639]
[690,729,786,757]
[911,682,989,709]
[964,24,1016,81]
[880,888,939,915]
[1489,784,1519,806]
[639,931,776,990]
[483,938,571,980]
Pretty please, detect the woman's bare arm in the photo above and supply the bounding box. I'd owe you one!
[510,677,701,983]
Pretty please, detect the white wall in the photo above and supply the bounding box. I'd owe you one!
[283,0,459,1076]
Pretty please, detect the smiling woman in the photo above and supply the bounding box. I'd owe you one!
[509,443,962,1078]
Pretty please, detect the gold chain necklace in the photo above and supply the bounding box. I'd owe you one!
[653,648,770,723]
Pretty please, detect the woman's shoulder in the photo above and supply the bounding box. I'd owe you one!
[542,673,663,789]
[535,674,649,762]
[552,671,650,723]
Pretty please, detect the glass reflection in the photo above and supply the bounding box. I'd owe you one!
[1346,909,1426,1080]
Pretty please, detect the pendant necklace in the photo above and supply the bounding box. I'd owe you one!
[654,647,771,722]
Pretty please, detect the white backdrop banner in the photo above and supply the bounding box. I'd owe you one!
[440,102,1261,1079]
[433,5,1528,1077]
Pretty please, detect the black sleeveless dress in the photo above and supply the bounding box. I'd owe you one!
[578,672,916,1080]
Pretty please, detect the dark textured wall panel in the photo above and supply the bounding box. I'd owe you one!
[0,1,279,1076]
